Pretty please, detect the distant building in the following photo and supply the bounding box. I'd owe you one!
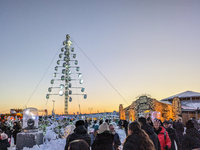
[119,95,181,122]
[161,90,200,124]
[119,91,200,125]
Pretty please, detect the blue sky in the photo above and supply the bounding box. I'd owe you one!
[0,1,200,114]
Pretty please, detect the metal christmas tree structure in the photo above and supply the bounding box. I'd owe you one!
[46,34,87,115]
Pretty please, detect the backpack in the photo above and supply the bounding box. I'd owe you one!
[164,130,166,140]
[160,130,166,140]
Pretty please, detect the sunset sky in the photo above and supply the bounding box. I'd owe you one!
[0,1,200,115]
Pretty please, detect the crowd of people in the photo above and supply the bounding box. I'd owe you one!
[0,117,200,150]
[0,119,22,150]
[65,119,122,150]
[65,117,200,150]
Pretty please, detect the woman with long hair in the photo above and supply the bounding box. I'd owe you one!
[123,121,155,150]
[68,139,90,150]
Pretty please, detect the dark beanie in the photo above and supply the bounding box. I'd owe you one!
[138,117,146,125]
[186,120,194,129]
[76,120,84,127]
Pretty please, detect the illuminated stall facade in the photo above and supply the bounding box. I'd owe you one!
[119,95,182,122]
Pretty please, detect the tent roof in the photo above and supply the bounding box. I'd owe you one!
[159,101,172,105]
[181,100,200,110]
[162,100,200,110]
[161,91,200,100]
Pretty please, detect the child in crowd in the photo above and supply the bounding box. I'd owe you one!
[0,132,10,150]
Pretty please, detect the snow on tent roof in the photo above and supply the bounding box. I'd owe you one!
[181,100,200,110]
[161,91,200,100]
[159,101,172,105]
[182,106,198,111]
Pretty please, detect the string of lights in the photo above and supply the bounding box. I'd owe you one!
[71,37,130,106]
[25,44,63,108]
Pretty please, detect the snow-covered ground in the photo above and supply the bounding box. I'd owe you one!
[115,126,126,149]
[8,125,126,150]
[8,139,66,150]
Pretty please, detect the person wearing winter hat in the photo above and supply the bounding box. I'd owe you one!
[182,120,200,150]
[153,118,171,150]
[75,120,85,127]
[138,117,160,150]
[98,122,109,134]
[1,133,8,140]
[147,117,153,126]
[173,119,184,143]
[168,120,174,127]
[163,120,181,150]
[91,122,114,150]
[0,133,10,150]
[65,120,91,150]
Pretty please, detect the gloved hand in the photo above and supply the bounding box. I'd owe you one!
[164,145,169,150]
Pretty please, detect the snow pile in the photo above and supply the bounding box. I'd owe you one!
[115,126,126,148]
[23,139,66,150]
[44,130,58,142]
[44,122,59,141]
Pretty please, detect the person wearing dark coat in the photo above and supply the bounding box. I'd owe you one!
[92,122,114,150]
[5,127,12,145]
[0,121,7,133]
[99,120,103,125]
[173,119,184,143]
[147,117,154,127]
[182,120,200,150]
[138,117,160,150]
[5,127,12,139]
[0,133,10,150]
[163,120,181,150]
[84,120,88,131]
[123,121,155,150]
[118,120,122,129]
[12,122,21,145]
[122,120,128,136]
[65,120,91,150]
[191,117,199,130]
[109,124,121,150]
[105,119,109,125]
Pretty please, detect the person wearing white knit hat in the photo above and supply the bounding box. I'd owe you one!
[98,122,109,134]
[1,133,8,140]
[0,133,10,149]
[92,122,114,150]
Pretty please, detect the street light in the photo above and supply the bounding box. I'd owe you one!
[52,100,56,121]
[88,107,93,114]
[52,100,55,115]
